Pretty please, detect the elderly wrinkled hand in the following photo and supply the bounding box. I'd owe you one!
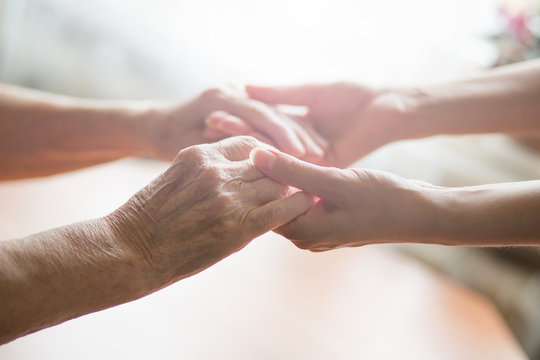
[108,136,315,284]
[150,85,327,163]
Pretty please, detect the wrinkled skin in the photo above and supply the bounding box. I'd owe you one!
[108,136,315,286]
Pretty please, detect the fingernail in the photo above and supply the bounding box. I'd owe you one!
[250,148,277,172]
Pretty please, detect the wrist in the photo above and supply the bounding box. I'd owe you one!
[116,101,170,159]
[398,181,456,245]
[136,100,199,162]
[414,185,475,246]
[101,206,159,293]
[365,86,424,144]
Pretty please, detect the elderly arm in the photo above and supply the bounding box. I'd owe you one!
[0,84,325,180]
[0,137,314,344]
[0,84,158,179]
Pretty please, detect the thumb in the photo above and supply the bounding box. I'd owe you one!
[250,147,339,199]
[247,191,315,237]
[245,84,320,106]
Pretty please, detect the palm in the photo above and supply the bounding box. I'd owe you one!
[300,84,379,167]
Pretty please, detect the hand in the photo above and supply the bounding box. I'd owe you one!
[107,136,315,286]
[250,147,438,251]
[147,85,327,162]
[208,82,408,167]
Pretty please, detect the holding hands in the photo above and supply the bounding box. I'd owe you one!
[249,147,436,251]
[0,136,315,343]
[206,83,408,167]
[152,85,327,163]
[109,136,315,284]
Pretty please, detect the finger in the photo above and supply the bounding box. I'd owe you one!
[205,111,254,134]
[214,106,326,162]
[246,84,322,106]
[247,132,276,147]
[203,127,227,140]
[298,121,330,153]
[274,200,328,244]
[206,113,276,146]
[246,191,316,237]
[221,158,264,182]
[288,120,325,162]
[215,97,306,157]
[249,147,342,199]
[216,136,263,162]
[273,110,329,153]
[241,177,289,205]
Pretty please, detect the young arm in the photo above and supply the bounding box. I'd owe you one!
[400,59,540,140]
[250,148,540,250]
[210,59,540,167]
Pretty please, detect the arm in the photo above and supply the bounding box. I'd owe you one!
[0,84,325,180]
[0,84,154,179]
[212,59,540,167]
[250,148,540,250]
[0,136,314,344]
[399,59,540,140]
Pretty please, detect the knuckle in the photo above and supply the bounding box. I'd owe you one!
[221,135,261,154]
[258,206,277,227]
[178,145,206,164]
[199,163,223,186]
[266,203,284,222]
[200,87,225,102]
[239,135,260,147]
[257,180,289,201]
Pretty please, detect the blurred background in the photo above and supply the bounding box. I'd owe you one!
[0,0,540,358]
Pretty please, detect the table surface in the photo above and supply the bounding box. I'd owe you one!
[0,157,527,360]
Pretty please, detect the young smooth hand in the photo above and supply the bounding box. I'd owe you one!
[250,147,438,251]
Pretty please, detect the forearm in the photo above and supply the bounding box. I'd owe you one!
[0,217,151,344]
[0,85,161,180]
[397,60,540,140]
[426,181,540,246]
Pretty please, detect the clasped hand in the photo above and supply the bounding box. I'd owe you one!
[108,136,314,286]
[249,148,435,251]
